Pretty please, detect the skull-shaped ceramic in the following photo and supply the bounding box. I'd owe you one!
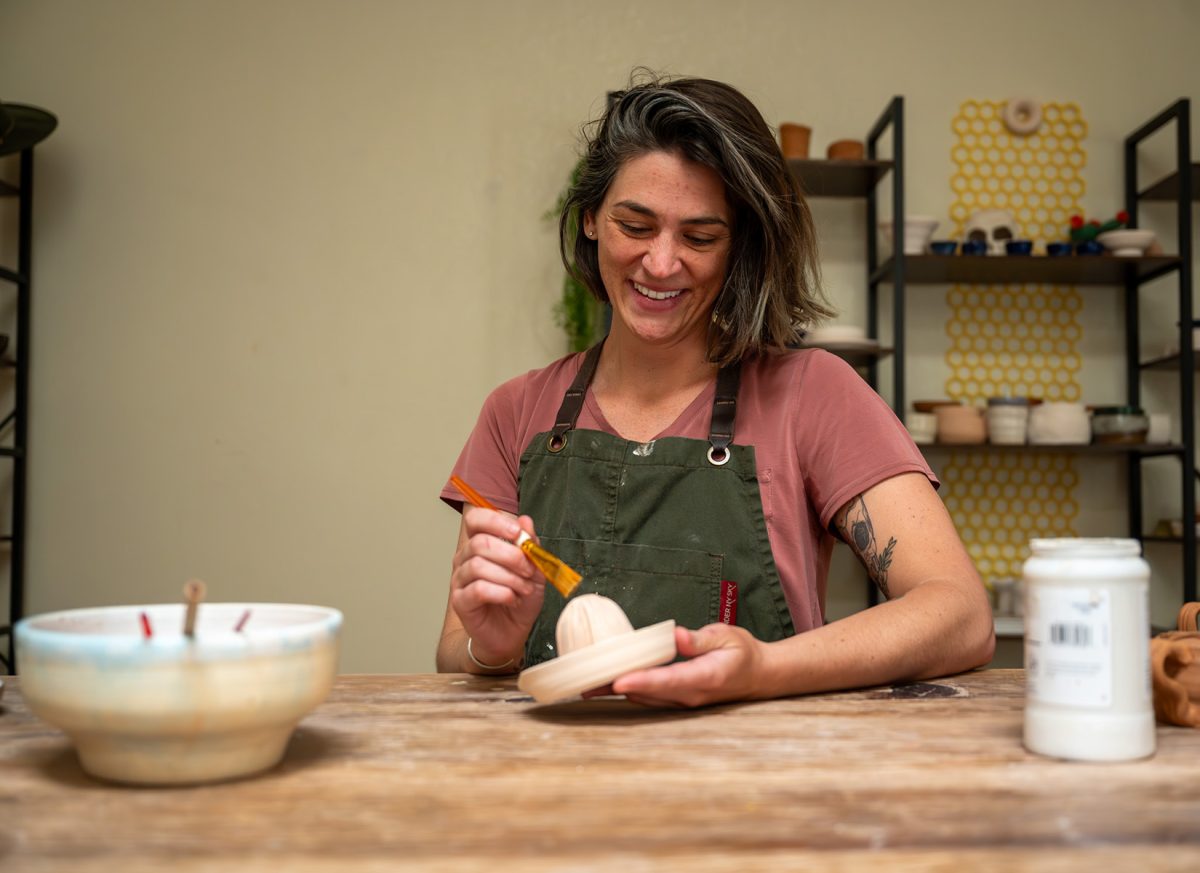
[965,209,1017,256]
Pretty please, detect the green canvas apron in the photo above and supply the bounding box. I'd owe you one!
[518,342,796,667]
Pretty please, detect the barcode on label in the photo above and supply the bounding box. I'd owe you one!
[1050,622,1092,647]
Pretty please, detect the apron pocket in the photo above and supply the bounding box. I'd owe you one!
[524,538,724,667]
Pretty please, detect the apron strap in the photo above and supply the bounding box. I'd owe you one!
[547,341,604,452]
[707,362,741,466]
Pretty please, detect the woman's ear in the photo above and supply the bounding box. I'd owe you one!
[582,212,596,240]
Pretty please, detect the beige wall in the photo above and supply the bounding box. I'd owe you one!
[1,0,1197,672]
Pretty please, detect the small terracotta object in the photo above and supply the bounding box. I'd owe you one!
[1179,602,1200,632]
[517,594,676,703]
[934,403,987,445]
[826,139,865,160]
[913,399,958,414]
[779,123,811,159]
[1152,631,1200,727]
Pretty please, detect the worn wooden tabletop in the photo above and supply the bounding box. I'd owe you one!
[1,670,1198,871]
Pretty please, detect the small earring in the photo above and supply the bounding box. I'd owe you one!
[586,228,595,238]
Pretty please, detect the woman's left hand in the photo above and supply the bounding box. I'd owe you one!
[603,624,772,708]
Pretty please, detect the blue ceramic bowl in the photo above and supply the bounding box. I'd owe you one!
[1046,242,1072,257]
[1006,240,1033,255]
[1075,240,1104,255]
[961,239,988,256]
[928,240,958,255]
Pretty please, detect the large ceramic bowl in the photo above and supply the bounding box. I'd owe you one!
[15,602,342,785]
[1097,229,1155,256]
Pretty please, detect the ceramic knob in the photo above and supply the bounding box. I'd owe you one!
[555,594,634,654]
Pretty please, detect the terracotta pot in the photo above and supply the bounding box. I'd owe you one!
[826,139,865,160]
[779,123,811,159]
[934,404,987,445]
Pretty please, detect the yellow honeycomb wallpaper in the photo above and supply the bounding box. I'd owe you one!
[943,100,1088,581]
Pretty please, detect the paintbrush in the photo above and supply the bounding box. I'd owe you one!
[451,475,581,598]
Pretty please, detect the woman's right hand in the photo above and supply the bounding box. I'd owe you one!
[447,505,546,667]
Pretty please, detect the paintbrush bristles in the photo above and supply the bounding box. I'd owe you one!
[520,541,581,598]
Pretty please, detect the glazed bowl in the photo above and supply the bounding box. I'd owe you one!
[15,602,342,785]
[1006,239,1034,255]
[929,240,958,255]
[961,239,988,256]
[1097,229,1156,256]
[1075,240,1104,256]
[1046,242,1072,257]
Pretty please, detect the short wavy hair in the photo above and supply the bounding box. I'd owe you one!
[560,72,832,365]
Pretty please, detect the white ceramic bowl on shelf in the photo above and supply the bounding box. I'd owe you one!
[880,216,939,255]
[15,602,342,785]
[1097,229,1155,256]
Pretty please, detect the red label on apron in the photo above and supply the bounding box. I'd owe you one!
[719,580,738,625]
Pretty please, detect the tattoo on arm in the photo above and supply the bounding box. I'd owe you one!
[836,496,898,598]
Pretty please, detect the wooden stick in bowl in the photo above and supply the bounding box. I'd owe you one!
[183,579,207,637]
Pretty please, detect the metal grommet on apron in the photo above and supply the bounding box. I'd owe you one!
[517,341,796,668]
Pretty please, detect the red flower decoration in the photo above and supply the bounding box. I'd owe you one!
[1116,210,1130,224]
[1069,215,1084,230]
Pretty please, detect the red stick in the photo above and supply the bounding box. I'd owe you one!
[139,611,153,640]
[234,609,251,633]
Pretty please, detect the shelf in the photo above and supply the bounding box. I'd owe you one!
[803,344,893,369]
[0,266,22,286]
[919,442,1184,458]
[871,254,1182,286]
[993,616,1023,638]
[1141,351,1200,371]
[1139,163,1200,201]
[0,180,16,198]
[787,158,893,198]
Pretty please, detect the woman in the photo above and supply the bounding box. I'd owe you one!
[436,74,994,707]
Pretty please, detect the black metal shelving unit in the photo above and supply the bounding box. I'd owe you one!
[0,147,35,673]
[790,96,1198,610]
[1125,99,1195,602]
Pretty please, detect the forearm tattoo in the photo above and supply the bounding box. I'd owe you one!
[837,496,897,598]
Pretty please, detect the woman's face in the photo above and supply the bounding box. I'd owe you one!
[584,150,732,353]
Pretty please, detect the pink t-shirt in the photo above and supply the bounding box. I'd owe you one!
[441,348,935,633]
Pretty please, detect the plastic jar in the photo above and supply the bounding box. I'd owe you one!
[1091,406,1149,445]
[986,397,1029,445]
[1022,538,1154,761]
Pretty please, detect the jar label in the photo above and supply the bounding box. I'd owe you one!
[1025,586,1112,707]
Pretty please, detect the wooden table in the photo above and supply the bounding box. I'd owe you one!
[2,671,1198,871]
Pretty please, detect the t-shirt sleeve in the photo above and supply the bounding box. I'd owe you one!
[797,352,937,532]
[439,377,526,516]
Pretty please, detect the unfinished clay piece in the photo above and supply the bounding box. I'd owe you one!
[1152,631,1200,727]
[518,595,676,703]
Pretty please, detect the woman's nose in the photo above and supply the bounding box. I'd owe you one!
[642,233,681,277]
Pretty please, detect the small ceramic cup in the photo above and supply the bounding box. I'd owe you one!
[906,412,937,445]
[779,123,811,159]
[986,397,1029,445]
[826,139,865,160]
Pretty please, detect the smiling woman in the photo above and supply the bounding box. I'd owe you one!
[436,72,995,708]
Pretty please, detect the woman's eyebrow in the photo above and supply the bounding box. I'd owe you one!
[612,199,729,228]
